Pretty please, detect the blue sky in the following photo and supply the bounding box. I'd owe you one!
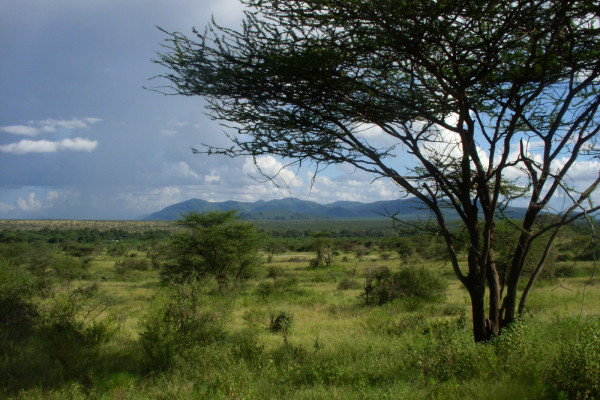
[0,0,400,219]
[2,1,597,220]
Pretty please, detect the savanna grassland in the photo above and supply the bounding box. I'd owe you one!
[1,218,599,399]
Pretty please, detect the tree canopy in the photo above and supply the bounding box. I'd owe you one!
[155,0,600,341]
[165,211,260,290]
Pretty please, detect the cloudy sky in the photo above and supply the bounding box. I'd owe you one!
[0,0,401,219]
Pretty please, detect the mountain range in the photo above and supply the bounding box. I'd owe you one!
[144,197,526,221]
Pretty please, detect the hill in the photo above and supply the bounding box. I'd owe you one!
[144,197,432,221]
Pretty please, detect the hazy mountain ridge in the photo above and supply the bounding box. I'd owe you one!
[144,197,433,221]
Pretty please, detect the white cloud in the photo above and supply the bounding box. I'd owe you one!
[0,138,98,154]
[119,186,183,213]
[0,125,43,136]
[46,191,59,201]
[209,0,247,24]
[160,129,177,136]
[306,172,398,203]
[0,117,101,137]
[85,117,102,125]
[60,137,98,152]
[39,117,102,131]
[355,123,385,139]
[205,169,220,183]
[0,140,59,154]
[16,192,42,212]
[244,155,303,188]
[170,161,200,179]
[0,202,16,212]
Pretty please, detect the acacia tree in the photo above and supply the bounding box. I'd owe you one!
[155,0,600,341]
[166,211,260,291]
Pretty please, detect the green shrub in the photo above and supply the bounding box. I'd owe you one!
[107,242,129,257]
[255,277,300,300]
[50,254,90,281]
[492,318,532,371]
[414,320,494,382]
[0,260,38,340]
[231,329,265,364]
[336,278,361,290]
[271,336,307,367]
[140,279,230,371]
[363,265,447,305]
[255,281,276,299]
[114,258,151,276]
[552,264,577,278]
[364,312,427,336]
[266,266,285,279]
[269,311,294,334]
[545,317,600,399]
[163,211,260,291]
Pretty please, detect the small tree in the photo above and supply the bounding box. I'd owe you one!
[310,231,333,268]
[155,0,600,341]
[165,211,260,291]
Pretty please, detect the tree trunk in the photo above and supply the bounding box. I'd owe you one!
[469,282,490,342]
[487,261,501,336]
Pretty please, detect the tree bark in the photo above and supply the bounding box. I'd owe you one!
[469,281,490,342]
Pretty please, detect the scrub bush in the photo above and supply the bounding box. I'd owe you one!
[363,265,447,305]
[140,278,230,371]
[269,311,294,334]
[0,260,38,340]
[545,317,600,399]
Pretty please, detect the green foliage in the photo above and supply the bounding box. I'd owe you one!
[255,277,301,300]
[60,240,96,259]
[1,220,599,398]
[310,231,333,268]
[0,259,38,340]
[107,242,129,257]
[26,242,54,295]
[0,258,113,392]
[231,329,265,364]
[414,320,495,382]
[266,265,285,279]
[337,278,361,290]
[545,317,600,400]
[114,257,150,276]
[269,311,294,334]
[363,265,447,305]
[50,253,90,282]
[163,211,260,290]
[140,278,230,370]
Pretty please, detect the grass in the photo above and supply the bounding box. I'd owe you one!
[1,238,599,399]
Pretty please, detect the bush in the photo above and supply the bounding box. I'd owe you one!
[363,265,447,305]
[140,278,230,371]
[545,317,600,399]
[269,311,294,334]
[231,329,265,364]
[255,277,300,300]
[266,266,285,279]
[0,260,38,340]
[114,258,150,276]
[337,278,361,290]
[255,281,276,299]
[163,211,260,291]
